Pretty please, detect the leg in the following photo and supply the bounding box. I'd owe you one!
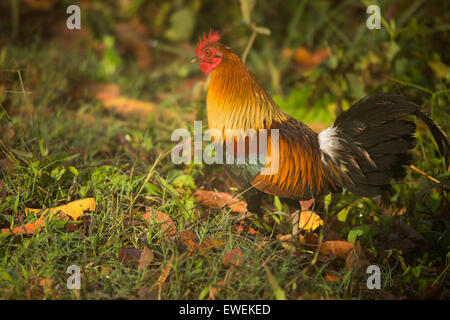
[242,187,263,214]
[291,209,300,237]
[281,197,302,238]
[230,187,263,222]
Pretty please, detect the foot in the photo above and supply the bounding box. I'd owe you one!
[229,210,255,222]
[291,210,300,238]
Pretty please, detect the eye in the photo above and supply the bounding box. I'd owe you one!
[205,49,212,56]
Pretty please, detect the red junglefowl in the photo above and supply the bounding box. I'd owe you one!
[192,30,449,236]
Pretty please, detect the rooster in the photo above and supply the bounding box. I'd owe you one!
[192,30,449,236]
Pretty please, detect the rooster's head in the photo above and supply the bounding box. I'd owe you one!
[192,29,229,74]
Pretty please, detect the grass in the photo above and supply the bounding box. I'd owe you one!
[0,0,449,299]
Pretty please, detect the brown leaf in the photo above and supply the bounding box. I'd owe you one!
[193,190,247,213]
[320,240,354,258]
[223,248,244,267]
[157,255,174,285]
[177,230,224,255]
[299,199,314,211]
[138,246,154,271]
[118,247,141,267]
[209,280,226,300]
[143,208,177,238]
[156,254,174,299]
[178,230,199,254]
[345,240,369,270]
[199,237,225,254]
[299,232,319,245]
[325,273,341,282]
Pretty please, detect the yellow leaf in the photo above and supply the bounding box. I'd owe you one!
[98,95,156,117]
[298,211,323,231]
[25,198,96,220]
[428,60,447,79]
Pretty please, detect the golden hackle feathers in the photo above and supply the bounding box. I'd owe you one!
[207,49,287,143]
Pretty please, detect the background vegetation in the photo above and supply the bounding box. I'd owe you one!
[0,0,449,299]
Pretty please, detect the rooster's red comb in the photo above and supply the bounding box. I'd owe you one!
[195,29,221,56]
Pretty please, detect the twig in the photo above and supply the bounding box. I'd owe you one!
[241,24,257,63]
[409,164,440,184]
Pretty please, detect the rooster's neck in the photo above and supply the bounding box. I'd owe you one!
[206,52,287,142]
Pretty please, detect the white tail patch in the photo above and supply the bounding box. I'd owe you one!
[318,126,341,162]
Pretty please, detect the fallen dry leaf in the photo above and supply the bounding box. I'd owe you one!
[98,95,157,117]
[3,198,93,236]
[118,247,142,267]
[299,232,319,245]
[325,273,341,282]
[138,246,154,271]
[320,240,354,258]
[1,215,46,235]
[299,199,314,211]
[177,230,225,255]
[199,237,226,254]
[25,198,96,221]
[178,230,199,255]
[143,208,177,238]
[298,211,323,232]
[223,248,244,267]
[193,190,247,213]
[156,254,174,299]
[346,240,369,270]
[209,280,227,300]
[157,256,174,285]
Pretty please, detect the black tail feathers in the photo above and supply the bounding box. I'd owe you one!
[321,93,449,197]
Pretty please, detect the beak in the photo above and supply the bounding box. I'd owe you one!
[191,56,199,63]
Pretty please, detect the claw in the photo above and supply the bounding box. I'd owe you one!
[230,210,254,222]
